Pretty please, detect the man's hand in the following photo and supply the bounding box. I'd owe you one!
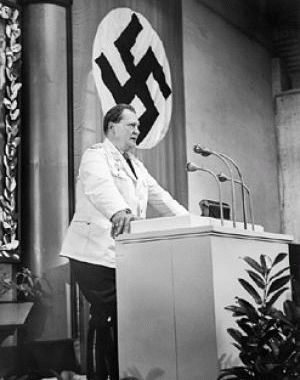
[111,209,135,238]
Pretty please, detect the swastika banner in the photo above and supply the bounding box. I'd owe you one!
[92,7,172,149]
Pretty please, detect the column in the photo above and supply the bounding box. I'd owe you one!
[20,0,73,275]
[19,0,73,340]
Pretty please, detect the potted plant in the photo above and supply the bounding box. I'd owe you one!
[218,252,300,380]
[0,266,50,303]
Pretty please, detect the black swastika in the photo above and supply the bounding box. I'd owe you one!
[95,13,172,145]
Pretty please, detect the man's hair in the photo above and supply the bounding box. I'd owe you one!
[103,103,136,135]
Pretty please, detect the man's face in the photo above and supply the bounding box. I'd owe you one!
[110,109,140,152]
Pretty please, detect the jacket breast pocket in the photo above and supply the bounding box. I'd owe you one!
[63,221,91,255]
[111,168,127,179]
[111,170,133,195]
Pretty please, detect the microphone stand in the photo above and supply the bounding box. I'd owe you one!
[193,145,237,228]
[218,152,247,229]
[217,173,255,230]
[186,162,224,226]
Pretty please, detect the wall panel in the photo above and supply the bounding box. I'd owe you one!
[275,91,300,242]
[183,0,281,233]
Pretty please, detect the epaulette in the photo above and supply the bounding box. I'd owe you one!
[90,143,104,150]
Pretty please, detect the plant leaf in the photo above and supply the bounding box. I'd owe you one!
[277,339,295,362]
[237,298,259,322]
[227,328,244,345]
[247,270,265,289]
[236,318,254,335]
[266,287,289,310]
[268,308,294,328]
[260,317,277,333]
[283,299,295,320]
[283,299,300,322]
[260,254,267,275]
[259,328,282,345]
[267,275,291,296]
[269,339,280,357]
[272,252,287,267]
[218,366,253,380]
[269,266,290,282]
[225,305,248,317]
[238,278,262,304]
[243,256,264,275]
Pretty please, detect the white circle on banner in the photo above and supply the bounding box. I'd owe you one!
[92,7,172,149]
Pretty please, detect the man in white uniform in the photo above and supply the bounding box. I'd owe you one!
[61,104,188,380]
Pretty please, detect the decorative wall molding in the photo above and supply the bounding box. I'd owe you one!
[0,2,21,260]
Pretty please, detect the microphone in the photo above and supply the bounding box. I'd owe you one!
[217,152,247,229]
[217,172,254,230]
[186,162,224,225]
[193,145,237,228]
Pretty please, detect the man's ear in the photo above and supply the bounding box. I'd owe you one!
[107,122,115,134]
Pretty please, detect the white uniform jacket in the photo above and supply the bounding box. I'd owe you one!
[60,138,188,267]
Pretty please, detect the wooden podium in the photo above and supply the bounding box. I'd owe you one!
[116,215,293,380]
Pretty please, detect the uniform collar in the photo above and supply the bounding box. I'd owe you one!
[103,138,137,180]
[103,138,134,159]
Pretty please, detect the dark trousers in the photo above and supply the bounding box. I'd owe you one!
[70,259,118,380]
